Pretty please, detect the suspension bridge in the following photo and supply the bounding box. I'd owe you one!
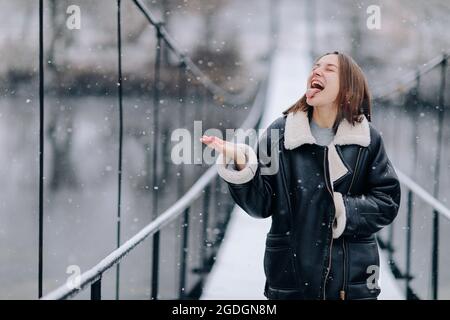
[3,0,448,300]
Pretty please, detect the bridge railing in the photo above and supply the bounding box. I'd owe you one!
[374,53,449,300]
[39,0,277,300]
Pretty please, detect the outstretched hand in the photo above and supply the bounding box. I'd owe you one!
[200,135,247,170]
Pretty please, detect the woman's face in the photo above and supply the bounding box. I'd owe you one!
[306,54,340,108]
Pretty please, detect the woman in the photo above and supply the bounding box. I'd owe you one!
[200,51,401,300]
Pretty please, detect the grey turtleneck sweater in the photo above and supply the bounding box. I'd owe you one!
[310,118,335,146]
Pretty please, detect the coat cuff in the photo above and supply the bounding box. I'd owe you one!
[332,191,346,239]
[216,143,258,184]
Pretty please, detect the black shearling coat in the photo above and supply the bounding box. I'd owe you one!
[216,110,401,300]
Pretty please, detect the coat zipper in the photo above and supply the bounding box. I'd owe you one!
[339,147,362,300]
[347,147,362,195]
[322,146,335,300]
[340,238,347,300]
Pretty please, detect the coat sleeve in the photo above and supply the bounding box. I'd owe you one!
[215,124,279,219]
[334,132,401,237]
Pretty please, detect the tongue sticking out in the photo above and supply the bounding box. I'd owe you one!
[306,88,321,99]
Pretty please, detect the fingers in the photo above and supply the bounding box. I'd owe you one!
[200,135,220,152]
[200,135,223,147]
[200,135,213,144]
[200,135,217,144]
[201,135,237,157]
[200,136,247,166]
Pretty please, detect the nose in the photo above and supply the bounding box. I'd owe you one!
[313,68,323,78]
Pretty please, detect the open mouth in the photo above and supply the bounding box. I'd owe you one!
[311,80,325,91]
[306,79,325,99]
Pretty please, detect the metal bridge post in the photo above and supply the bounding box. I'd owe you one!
[201,185,211,272]
[150,24,163,300]
[38,0,45,299]
[115,0,124,301]
[405,190,413,299]
[91,278,102,300]
[431,55,447,300]
[175,62,190,299]
[179,207,190,299]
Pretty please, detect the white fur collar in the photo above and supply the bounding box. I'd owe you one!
[283,110,370,150]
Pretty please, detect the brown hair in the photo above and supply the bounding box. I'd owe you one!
[282,51,372,133]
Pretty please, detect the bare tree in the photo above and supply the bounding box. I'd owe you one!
[46,104,78,191]
[46,0,78,191]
